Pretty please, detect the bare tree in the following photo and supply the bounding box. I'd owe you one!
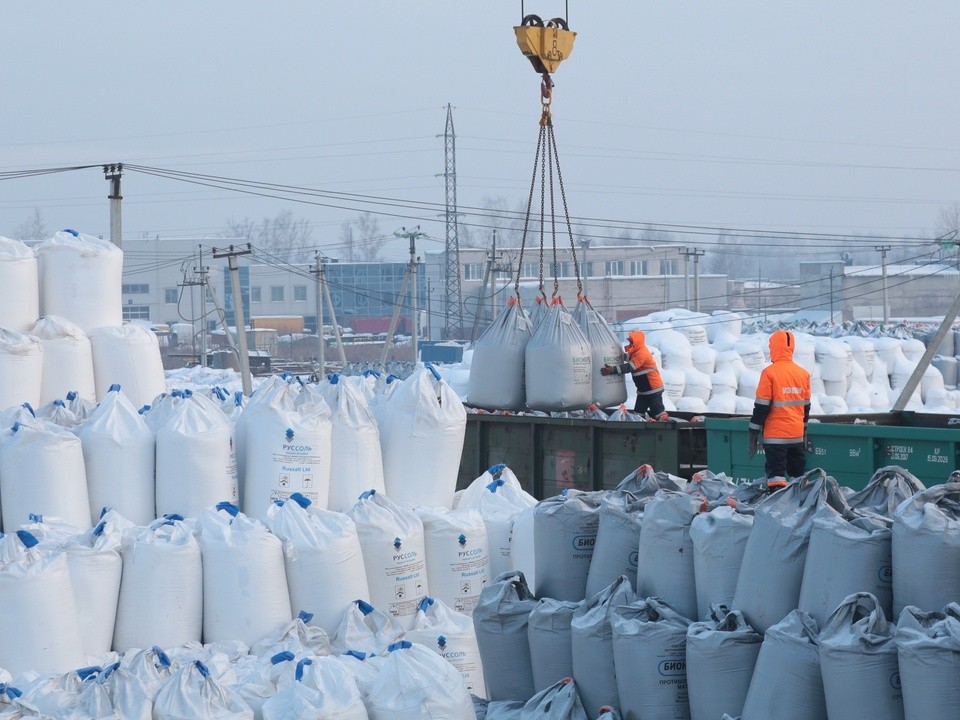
[338,221,358,261]
[223,209,313,263]
[706,231,739,276]
[355,213,384,262]
[14,208,48,245]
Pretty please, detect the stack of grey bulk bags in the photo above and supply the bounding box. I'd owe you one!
[686,607,762,720]
[892,481,960,617]
[818,592,903,720]
[473,571,538,701]
[525,299,592,411]
[573,298,627,409]
[611,597,691,720]
[895,604,960,717]
[528,598,581,693]
[741,610,827,720]
[586,492,646,597]
[534,490,602,601]
[468,298,532,411]
[733,469,848,633]
[690,506,754,620]
[848,465,924,516]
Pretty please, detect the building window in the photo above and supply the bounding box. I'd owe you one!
[521,262,538,278]
[164,288,178,304]
[122,305,150,321]
[122,283,149,295]
[604,260,625,276]
[250,286,261,303]
[294,285,307,302]
[463,263,483,280]
[581,261,593,278]
[551,261,570,278]
[630,260,648,276]
[271,286,284,302]
[660,259,679,275]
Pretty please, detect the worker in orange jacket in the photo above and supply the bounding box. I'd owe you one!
[601,329,668,420]
[748,329,812,484]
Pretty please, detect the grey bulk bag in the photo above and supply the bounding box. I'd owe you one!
[571,576,636,716]
[635,490,704,621]
[527,598,582,693]
[616,464,685,495]
[586,492,647,598]
[895,604,960,719]
[798,508,892,626]
[690,506,753,620]
[572,298,627,409]
[524,300,592,411]
[521,677,589,720]
[848,465,924,517]
[473,571,538,701]
[597,709,621,720]
[534,491,602,601]
[892,482,960,617]
[611,597,691,720]
[686,608,762,720]
[486,701,524,720]
[684,470,736,506]
[468,298,532,411]
[733,469,848,633]
[740,610,827,720]
[818,592,903,720]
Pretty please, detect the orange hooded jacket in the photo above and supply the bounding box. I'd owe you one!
[610,330,664,395]
[749,329,811,443]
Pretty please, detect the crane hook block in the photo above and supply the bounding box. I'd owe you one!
[515,14,576,74]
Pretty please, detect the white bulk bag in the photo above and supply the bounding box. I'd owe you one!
[0,237,38,333]
[572,299,627,408]
[686,609,762,720]
[818,592,903,720]
[155,391,238,518]
[0,329,42,411]
[331,599,405,655]
[197,503,292,647]
[0,530,85,677]
[366,641,475,720]
[473,571,537,702]
[239,375,332,518]
[36,229,122,332]
[326,377,385,512]
[895,604,960,718]
[122,646,175,702]
[690,505,754,621]
[417,506,491,615]
[525,301,592,411]
[380,366,466,509]
[649,329,693,370]
[533,491,602,601]
[734,339,766,370]
[509,505,537,587]
[76,385,155,526]
[249,610,331,658]
[74,663,153,720]
[0,419,90,530]
[113,517,203,652]
[31,315,95,404]
[265,493,370,635]
[152,660,253,720]
[690,344,717,375]
[586,493,646,598]
[846,337,877,378]
[660,367,685,403]
[262,656,368,720]
[88,324,165,409]
[527,598,581,694]
[407,596,486,698]
[683,367,712,402]
[468,298,533,411]
[708,311,742,342]
[348,490,428,628]
[815,338,850,382]
[36,398,81,429]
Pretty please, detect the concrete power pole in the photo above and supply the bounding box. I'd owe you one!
[212,244,253,397]
[314,253,326,378]
[680,247,704,310]
[875,245,891,324]
[103,164,123,249]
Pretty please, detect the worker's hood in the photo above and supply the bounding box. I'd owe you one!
[769,329,795,362]
[625,330,645,351]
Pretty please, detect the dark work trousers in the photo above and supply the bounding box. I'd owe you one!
[634,390,666,417]
[763,442,806,479]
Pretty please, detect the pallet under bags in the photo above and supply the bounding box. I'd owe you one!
[895,604,960,718]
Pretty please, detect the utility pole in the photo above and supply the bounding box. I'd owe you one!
[313,253,326,377]
[681,246,690,309]
[829,268,835,322]
[471,230,508,343]
[103,164,123,249]
[179,256,210,366]
[382,226,426,365]
[579,238,591,296]
[679,247,704,310]
[317,262,347,367]
[212,244,253,397]
[875,245,891,324]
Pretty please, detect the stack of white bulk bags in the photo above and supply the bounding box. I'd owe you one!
[573,298,627,409]
[153,660,253,720]
[36,230,122,332]
[896,604,960,717]
[473,571,537,702]
[649,329,693,370]
[155,390,238,518]
[0,419,90,530]
[534,491,602,601]
[262,656,368,720]
[468,298,533,411]
[331,599,405,655]
[88,324,165,408]
[348,490,429,628]
[586,493,646,597]
[114,516,203,652]
[197,503,292,647]
[0,530,85,677]
[380,366,466,510]
[417,506,491,615]
[407,596,486,698]
[325,376,385,512]
[0,236,38,332]
[0,329,42,410]
[265,493,370,635]
[239,375,332,518]
[525,300,592,412]
[527,598,581,693]
[76,384,156,525]
[31,315,95,404]
[690,505,754,620]
[690,343,717,375]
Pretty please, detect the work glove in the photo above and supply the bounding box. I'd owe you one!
[747,429,759,459]
[600,366,614,376]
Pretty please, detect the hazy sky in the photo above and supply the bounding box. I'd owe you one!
[3,2,960,262]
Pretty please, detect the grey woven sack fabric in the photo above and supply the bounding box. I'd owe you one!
[524,301,592,411]
[848,465,924,517]
[611,596,691,720]
[895,603,960,720]
[571,576,636,717]
[586,492,647,598]
[689,505,753,620]
[615,464,685,495]
[798,508,892,626]
[686,608,762,720]
[486,701,525,720]
[740,610,827,720]
[527,598,582,693]
[572,299,627,409]
[468,300,532,411]
[818,592,904,720]
[520,678,589,720]
[892,481,960,617]
[534,491,602,601]
[596,709,621,720]
[473,570,538,701]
